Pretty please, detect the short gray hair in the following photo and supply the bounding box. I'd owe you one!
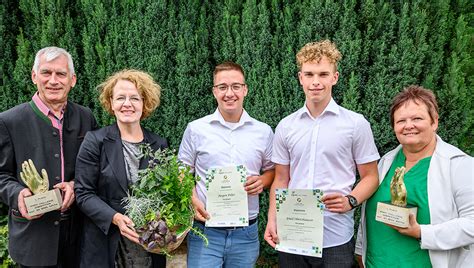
[32,47,75,76]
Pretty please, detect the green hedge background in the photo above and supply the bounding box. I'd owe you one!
[1,0,472,266]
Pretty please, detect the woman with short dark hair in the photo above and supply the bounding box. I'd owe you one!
[356,85,474,267]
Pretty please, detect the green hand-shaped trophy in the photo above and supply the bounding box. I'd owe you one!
[375,167,418,228]
[20,159,62,216]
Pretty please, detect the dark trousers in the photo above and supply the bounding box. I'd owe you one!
[151,254,166,268]
[19,217,75,268]
[279,239,355,268]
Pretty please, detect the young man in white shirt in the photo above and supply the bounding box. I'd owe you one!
[264,40,380,267]
[178,62,275,268]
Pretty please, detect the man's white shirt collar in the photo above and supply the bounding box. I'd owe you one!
[298,98,340,120]
[207,108,253,127]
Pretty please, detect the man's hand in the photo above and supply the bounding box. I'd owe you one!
[264,217,279,248]
[192,190,209,222]
[321,193,352,213]
[386,213,421,239]
[356,254,364,268]
[54,181,75,212]
[245,175,263,195]
[113,213,139,244]
[265,164,289,248]
[18,188,43,220]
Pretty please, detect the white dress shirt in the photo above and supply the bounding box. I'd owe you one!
[178,109,274,220]
[272,98,380,247]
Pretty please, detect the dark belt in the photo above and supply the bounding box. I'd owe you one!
[196,218,257,230]
[60,210,71,221]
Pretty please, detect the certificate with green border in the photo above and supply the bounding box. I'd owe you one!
[205,165,249,227]
[275,189,324,257]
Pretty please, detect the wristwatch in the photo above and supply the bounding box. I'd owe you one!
[345,194,359,209]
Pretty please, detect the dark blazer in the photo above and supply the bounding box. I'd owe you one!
[74,123,168,268]
[0,101,97,266]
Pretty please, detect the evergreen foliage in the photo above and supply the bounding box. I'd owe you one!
[1,0,472,265]
[0,0,21,109]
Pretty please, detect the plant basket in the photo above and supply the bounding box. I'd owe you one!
[123,146,206,255]
[135,212,194,254]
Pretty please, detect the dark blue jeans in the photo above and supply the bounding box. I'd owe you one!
[278,238,355,268]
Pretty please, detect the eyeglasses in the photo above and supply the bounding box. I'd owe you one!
[213,83,246,93]
[112,95,143,105]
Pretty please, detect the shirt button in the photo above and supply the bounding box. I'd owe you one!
[54,221,60,226]
[55,176,61,182]
[52,132,58,136]
[54,154,59,158]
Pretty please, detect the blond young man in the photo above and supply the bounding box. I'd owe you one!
[264,40,380,267]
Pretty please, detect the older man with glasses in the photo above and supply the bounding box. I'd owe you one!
[178,61,275,267]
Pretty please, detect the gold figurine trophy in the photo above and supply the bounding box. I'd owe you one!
[20,159,62,216]
[375,167,417,228]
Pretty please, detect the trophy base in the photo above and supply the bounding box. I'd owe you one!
[375,201,417,228]
[24,189,62,216]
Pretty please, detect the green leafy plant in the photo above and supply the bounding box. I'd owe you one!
[0,215,14,267]
[123,145,206,254]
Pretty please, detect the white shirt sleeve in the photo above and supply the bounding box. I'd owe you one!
[271,122,290,165]
[352,116,380,164]
[261,126,275,171]
[178,124,196,172]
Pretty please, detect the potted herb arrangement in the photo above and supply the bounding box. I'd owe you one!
[123,145,206,254]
